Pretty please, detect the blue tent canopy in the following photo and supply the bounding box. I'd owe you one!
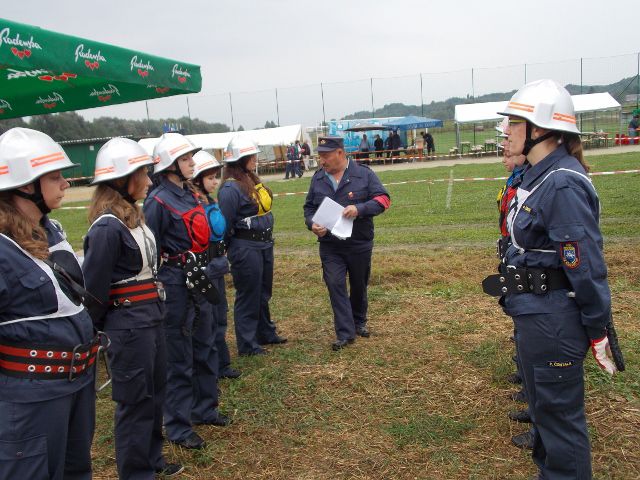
[382,116,443,130]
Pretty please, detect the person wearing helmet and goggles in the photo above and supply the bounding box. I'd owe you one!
[218,136,287,356]
[482,80,617,480]
[191,151,241,380]
[0,128,96,479]
[82,138,183,478]
[143,133,228,451]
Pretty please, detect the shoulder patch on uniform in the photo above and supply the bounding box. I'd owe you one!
[561,241,580,269]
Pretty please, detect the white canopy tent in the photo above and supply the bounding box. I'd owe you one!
[139,124,311,172]
[453,93,621,149]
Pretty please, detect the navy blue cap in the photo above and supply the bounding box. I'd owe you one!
[317,136,344,152]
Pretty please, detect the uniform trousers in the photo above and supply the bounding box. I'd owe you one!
[163,283,218,441]
[514,309,592,480]
[319,243,372,341]
[211,275,231,372]
[0,381,95,480]
[228,243,279,354]
[106,325,166,480]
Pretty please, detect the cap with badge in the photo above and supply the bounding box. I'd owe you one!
[316,136,344,152]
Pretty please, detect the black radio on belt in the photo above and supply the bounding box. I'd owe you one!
[207,240,226,258]
[482,267,571,297]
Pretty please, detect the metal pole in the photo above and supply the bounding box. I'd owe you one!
[275,88,280,127]
[370,77,375,118]
[637,52,639,111]
[320,82,326,126]
[420,73,424,117]
[186,97,192,133]
[145,101,151,134]
[228,92,235,131]
[471,68,475,99]
[580,58,583,94]
[524,63,527,84]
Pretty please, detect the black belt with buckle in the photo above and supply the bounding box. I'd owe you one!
[109,279,163,307]
[161,252,220,305]
[234,228,272,242]
[482,267,571,297]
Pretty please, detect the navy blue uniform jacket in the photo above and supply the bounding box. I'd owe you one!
[303,160,390,251]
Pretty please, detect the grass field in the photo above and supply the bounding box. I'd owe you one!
[53,152,640,479]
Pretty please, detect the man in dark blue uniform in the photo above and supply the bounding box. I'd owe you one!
[303,137,390,351]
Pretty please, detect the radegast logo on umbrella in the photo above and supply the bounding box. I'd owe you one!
[0,99,13,115]
[90,84,121,103]
[35,92,64,110]
[130,55,154,78]
[75,44,107,71]
[6,68,49,80]
[0,27,43,59]
[171,64,191,84]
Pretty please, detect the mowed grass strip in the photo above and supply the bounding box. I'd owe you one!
[58,153,640,479]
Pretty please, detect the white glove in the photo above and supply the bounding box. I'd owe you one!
[591,336,617,375]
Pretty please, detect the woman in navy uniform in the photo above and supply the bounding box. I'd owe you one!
[484,80,618,480]
[0,128,96,479]
[218,137,286,356]
[82,138,183,478]
[303,136,390,351]
[143,133,228,451]
[191,150,240,379]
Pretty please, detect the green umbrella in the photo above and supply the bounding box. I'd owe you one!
[0,18,202,119]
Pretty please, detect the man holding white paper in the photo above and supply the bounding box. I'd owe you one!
[303,136,390,351]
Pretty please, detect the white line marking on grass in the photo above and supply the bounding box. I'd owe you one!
[445,169,454,210]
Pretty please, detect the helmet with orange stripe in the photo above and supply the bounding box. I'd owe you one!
[192,150,222,180]
[0,128,78,213]
[151,132,201,176]
[92,137,155,203]
[223,136,260,164]
[498,79,580,155]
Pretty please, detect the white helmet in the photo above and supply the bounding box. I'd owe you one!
[152,132,201,174]
[0,127,77,192]
[498,79,580,135]
[192,150,222,180]
[92,137,154,185]
[495,117,509,138]
[223,136,260,163]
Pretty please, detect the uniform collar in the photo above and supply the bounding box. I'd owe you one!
[161,175,188,197]
[521,146,565,189]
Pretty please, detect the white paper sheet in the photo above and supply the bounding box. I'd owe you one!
[311,197,353,240]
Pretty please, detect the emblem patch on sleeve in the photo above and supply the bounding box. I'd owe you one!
[561,242,580,269]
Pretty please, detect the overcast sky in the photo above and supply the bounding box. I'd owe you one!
[4,0,638,129]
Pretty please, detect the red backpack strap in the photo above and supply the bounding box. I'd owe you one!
[153,194,181,215]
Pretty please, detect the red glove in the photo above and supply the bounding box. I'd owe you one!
[591,336,617,375]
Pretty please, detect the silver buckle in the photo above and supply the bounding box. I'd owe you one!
[95,332,112,393]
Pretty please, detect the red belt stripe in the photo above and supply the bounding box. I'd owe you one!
[0,355,96,374]
[0,343,96,361]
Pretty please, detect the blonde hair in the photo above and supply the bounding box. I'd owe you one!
[88,182,144,229]
[0,191,49,259]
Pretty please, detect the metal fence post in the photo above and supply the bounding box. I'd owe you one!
[228,92,235,132]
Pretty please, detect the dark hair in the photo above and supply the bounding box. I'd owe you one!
[222,155,269,204]
[559,132,589,172]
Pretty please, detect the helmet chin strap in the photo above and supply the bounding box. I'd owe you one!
[13,179,51,215]
[105,179,136,204]
[165,161,189,182]
[522,121,555,156]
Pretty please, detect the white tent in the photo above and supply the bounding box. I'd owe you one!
[139,123,311,161]
[453,92,621,149]
[454,93,621,125]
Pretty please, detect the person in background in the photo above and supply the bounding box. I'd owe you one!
[423,129,435,157]
[373,134,384,158]
[284,142,296,180]
[358,134,371,162]
[303,136,390,351]
[191,150,241,380]
[294,140,304,178]
[218,137,287,356]
[383,133,392,158]
[627,114,639,143]
[144,133,229,452]
[0,128,96,480]
[83,138,183,478]
[301,140,312,171]
[484,79,618,480]
[390,129,402,157]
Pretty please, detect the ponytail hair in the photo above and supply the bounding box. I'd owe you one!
[0,192,49,259]
[561,132,589,173]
